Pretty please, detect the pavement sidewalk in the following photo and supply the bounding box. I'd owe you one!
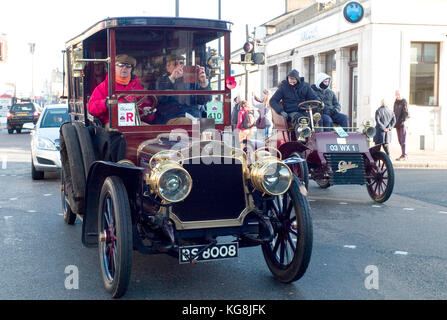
[389,149,447,169]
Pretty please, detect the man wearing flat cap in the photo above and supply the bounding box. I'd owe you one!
[88,54,155,126]
[155,53,211,124]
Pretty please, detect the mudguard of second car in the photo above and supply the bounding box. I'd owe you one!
[278,141,309,160]
[81,160,143,247]
[368,143,383,156]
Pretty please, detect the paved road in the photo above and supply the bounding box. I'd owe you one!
[0,130,446,300]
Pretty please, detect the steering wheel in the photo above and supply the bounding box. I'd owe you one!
[298,100,323,111]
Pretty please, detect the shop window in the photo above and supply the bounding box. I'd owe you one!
[269,65,278,88]
[304,56,315,85]
[350,47,358,64]
[410,42,439,106]
[282,61,292,76]
[324,51,336,90]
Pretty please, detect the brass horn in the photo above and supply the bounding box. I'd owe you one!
[313,112,322,128]
[362,120,376,139]
[295,118,311,139]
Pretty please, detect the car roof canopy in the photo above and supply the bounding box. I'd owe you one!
[65,16,232,47]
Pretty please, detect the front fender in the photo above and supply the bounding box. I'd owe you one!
[369,144,382,156]
[82,160,143,247]
[278,141,309,160]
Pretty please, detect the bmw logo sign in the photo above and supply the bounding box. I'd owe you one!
[343,1,364,23]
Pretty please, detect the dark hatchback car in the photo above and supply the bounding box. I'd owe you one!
[7,102,39,134]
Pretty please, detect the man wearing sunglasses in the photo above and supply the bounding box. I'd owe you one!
[88,54,155,126]
[155,54,211,125]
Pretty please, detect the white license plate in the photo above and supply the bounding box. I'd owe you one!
[179,242,238,264]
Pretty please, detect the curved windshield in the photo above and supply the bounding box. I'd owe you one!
[84,27,229,126]
[40,108,70,128]
[114,28,226,92]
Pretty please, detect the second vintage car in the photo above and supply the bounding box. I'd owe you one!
[270,100,395,203]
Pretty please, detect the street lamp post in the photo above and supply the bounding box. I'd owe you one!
[28,43,35,99]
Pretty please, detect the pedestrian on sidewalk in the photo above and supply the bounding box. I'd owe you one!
[393,90,409,161]
[231,95,242,127]
[236,100,255,150]
[251,89,273,139]
[373,98,396,156]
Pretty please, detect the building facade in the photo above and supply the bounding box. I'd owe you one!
[233,0,447,151]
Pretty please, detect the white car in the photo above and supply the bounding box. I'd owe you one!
[26,104,70,180]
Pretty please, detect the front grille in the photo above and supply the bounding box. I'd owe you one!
[172,157,246,222]
[325,153,366,185]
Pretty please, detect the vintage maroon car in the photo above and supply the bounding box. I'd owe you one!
[269,100,395,203]
[59,16,313,298]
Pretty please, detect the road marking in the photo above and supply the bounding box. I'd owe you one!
[27,210,36,213]
[344,245,357,249]
[403,208,415,211]
[339,202,348,205]
[308,199,316,202]
[3,216,12,220]
[1,155,7,169]
[394,251,408,255]
[9,197,18,201]
[43,194,52,197]
[439,211,447,214]
[372,205,381,208]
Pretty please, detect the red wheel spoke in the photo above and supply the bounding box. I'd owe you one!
[287,233,296,252]
[279,241,285,265]
[272,237,280,256]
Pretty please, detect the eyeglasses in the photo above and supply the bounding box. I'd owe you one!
[116,63,133,69]
[174,60,184,66]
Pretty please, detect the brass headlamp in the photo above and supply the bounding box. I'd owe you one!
[250,148,292,196]
[147,151,192,203]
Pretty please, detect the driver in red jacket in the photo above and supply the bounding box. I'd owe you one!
[88,54,155,126]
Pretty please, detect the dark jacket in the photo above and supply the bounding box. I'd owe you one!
[393,98,409,128]
[269,69,319,115]
[311,72,341,116]
[374,105,396,144]
[155,73,211,123]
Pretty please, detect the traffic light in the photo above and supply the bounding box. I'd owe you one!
[243,41,254,53]
[240,52,264,65]
[251,52,265,65]
[241,41,264,65]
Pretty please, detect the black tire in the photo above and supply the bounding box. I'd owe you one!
[31,159,44,180]
[366,151,394,203]
[60,123,86,214]
[98,176,133,298]
[61,167,76,225]
[16,128,21,134]
[289,152,309,190]
[8,128,13,134]
[262,178,313,283]
[73,122,97,180]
